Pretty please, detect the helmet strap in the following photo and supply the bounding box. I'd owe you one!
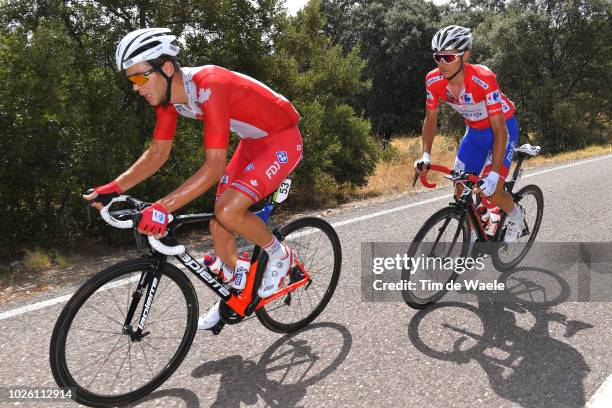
[153,63,173,107]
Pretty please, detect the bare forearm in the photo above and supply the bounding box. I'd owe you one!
[422,117,437,154]
[116,148,168,191]
[158,164,223,212]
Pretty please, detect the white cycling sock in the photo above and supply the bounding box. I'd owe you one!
[508,205,522,221]
[263,236,288,260]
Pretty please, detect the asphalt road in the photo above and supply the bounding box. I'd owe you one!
[1,154,611,408]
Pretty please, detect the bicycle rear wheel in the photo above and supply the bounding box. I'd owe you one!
[492,184,544,271]
[256,217,342,333]
[401,206,470,309]
[49,259,198,407]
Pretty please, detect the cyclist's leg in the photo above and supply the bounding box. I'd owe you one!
[214,127,303,248]
[454,126,491,198]
[211,142,250,269]
[216,128,303,297]
[482,116,519,212]
[454,128,491,244]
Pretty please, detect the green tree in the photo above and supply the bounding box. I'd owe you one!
[0,0,283,260]
[439,0,611,151]
[321,0,442,140]
[268,0,380,197]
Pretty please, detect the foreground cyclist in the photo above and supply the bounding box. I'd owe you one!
[84,28,302,330]
[414,25,524,243]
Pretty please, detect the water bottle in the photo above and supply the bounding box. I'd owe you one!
[477,203,490,226]
[203,253,234,283]
[230,252,251,290]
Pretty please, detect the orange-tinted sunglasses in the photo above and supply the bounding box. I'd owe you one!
[126,67,157,86]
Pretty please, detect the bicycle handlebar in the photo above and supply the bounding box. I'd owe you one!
[415,164,496,209]
[99,195,186,256]
[99,196,135,229]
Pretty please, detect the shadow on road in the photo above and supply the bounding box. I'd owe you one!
[128,387,200,407]
[407,266,593,408]
[187,322,352,407]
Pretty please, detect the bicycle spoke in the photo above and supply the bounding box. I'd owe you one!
[147,314,185,327]
[70,326,122,335]
[109,340,132,393]
[78,333,122,350]
[139,342,155,376]
[84,335,127,388]
[105,287,126,321]
[83,303,124,327]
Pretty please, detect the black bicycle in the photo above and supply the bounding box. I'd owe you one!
[49,178,341,407]
[401,144,544,309]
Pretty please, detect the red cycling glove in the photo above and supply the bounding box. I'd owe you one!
[138,203,169,236]
[92,181,123,206]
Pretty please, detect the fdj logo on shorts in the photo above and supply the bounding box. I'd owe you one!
[276,151,288,163]
[266,162,281,179]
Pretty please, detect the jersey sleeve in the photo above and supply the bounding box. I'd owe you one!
[153,104,179,140]
[194,73,232,149]
[483,74,504,117]
[425,76,440,111]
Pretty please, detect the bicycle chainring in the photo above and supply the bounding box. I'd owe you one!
[219,300,245,325]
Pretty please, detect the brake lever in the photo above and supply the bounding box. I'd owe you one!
[412,172,419,187]
[86,203,93,226]
[84,188,95,226]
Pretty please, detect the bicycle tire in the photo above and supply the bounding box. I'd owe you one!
[49,259,198,407]
[256,217,342,333]
[491,184,544,271]
[401,206,470,309]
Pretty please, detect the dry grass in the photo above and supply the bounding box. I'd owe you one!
[356,135,459,197]
[357,136,612,198]
[23,249,53,271]
[523,144,612,168]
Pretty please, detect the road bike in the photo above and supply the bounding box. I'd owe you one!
[49,178,341,407]
[401,144,544,309]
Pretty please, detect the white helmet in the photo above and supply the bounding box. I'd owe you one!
[431,25,472,52]
[115,27,180,71]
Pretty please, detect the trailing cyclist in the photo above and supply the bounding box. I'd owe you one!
[414,25,525,243]
[84,28,302,330]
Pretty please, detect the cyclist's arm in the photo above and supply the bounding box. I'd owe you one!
[422,108,438,156]
[158,148,227,212]
[488,114,508,174]
[114,139,173,191]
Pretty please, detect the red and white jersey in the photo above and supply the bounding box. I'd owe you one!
[425,63,515,129]
[153,65,300,148]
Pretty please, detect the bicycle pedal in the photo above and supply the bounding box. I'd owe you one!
[211,320,225,335]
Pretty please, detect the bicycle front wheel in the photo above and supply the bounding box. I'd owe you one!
[256,217,342,333]
[401,206,470,309]
[49,259,198,407]
[492,184,544,271]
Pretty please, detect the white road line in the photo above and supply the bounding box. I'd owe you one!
[328,153,612,229]
[586,374,612,408]
[1,153,611,323]
[0,276,141,321]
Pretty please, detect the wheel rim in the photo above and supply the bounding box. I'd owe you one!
[496,189,541,265]
[261,222,339,327]
[59,268,193,399]
[405,212,468,303]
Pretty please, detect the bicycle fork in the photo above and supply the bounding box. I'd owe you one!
[122,261,163,341]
